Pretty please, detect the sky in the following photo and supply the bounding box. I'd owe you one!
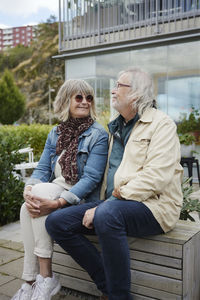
[0,0,59,28]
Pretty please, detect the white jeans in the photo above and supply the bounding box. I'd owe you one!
[20,182,65,281]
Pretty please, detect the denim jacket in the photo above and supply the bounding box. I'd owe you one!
[26,122,108,204]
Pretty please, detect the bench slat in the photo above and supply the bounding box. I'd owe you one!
[53,263,92,281]
[130,250,182,269]
[131,269,182,294]
[131,284,182,300]
[53,252,182,280]
[130,260,182,280]
[128,239,182,257]
[59,274,101,296]
[54,245,182,269]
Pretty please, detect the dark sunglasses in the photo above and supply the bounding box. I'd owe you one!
[75,94,93,103]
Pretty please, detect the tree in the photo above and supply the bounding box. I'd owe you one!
[0,69,25,124]
[0,45,33,73]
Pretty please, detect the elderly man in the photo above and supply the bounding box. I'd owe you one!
[46,67,183,300]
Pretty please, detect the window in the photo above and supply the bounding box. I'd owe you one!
[66,40,200,122]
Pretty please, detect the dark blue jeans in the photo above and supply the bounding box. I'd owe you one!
[46,199,164,300]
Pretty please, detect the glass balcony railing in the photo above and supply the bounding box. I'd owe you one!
[58,0,200,52]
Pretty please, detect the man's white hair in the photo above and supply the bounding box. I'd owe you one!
[118,67,157,116]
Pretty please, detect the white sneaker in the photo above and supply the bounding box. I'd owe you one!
[31,273,61,300]
[11,282,33,300]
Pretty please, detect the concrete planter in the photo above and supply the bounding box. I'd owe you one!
[181,143,195,157]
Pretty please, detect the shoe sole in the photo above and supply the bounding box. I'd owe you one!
[50,282,61,299]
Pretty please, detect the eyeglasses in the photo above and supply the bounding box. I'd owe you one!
[75,94,93,103]
[115,82,131,89]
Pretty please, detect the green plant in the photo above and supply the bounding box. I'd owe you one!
[96,110,110,131]
[0,45,33,72]
[178,133,195,145]
[0,69,25,124]
[177,108,200,135]
[0,140,25,226]
[180,177,200,221]
[0,124,53,160]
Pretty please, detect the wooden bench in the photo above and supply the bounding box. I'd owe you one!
[52,220,200,300]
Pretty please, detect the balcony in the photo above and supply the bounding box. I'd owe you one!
[58,0,200,54]
[3,40,13,46]
[3,28,13,35]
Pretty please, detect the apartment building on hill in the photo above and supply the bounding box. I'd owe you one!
[0,25,37,51]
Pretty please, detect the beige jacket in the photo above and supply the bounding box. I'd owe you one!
[101,108,183,233]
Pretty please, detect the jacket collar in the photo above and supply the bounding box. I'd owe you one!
[79,122,94,137]
[139,108,156,123]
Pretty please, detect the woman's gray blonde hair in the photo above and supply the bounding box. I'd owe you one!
[53,79,96,121]
[119,67,157,117]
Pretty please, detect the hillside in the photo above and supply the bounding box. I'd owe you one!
[12,21,64,124]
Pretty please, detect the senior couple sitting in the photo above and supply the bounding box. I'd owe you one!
[12,67,183,300]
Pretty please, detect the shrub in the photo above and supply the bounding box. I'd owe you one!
[0,140,25,226]
[177,108,200,135]
[180,177,200,221]
[178,133,196,145]
[0,69,25,124]
[0,124,53,160]
[0,124,53,225]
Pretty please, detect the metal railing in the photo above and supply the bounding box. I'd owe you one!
[58,0,200,52]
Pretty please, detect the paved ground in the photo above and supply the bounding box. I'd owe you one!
[0,186,200,299]
[0,221,80,299]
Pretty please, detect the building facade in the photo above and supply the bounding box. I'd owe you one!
[0,25,36,51]
[56,0,200,122]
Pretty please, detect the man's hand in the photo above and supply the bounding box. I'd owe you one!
[112,187,123,199]
[82,207,97,229]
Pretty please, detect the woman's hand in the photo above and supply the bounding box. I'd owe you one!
[23,186,40,218]
[25,195,40,218]
[23,185,33,202]
[23,185,59,218]
[26,195,58,218]
[82,207,97,229]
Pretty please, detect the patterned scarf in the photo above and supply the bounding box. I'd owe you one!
[56,116,94,184]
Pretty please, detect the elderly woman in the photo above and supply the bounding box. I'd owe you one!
[12,79,108,300]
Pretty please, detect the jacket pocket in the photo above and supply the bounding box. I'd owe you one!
[128,138,150,166]
[77,151,89,177]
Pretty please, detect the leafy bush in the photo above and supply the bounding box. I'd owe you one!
[177,108,200,135]
[0,140,25,226]
[0,45,33,72]
[178,133,195,145]
[0,124,53,160]
[180,177,200,221]
[0,124,53,225]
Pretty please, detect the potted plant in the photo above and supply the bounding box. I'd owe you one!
[180,177,200,221]
[179,133,195,157]
[177,108,200,145]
